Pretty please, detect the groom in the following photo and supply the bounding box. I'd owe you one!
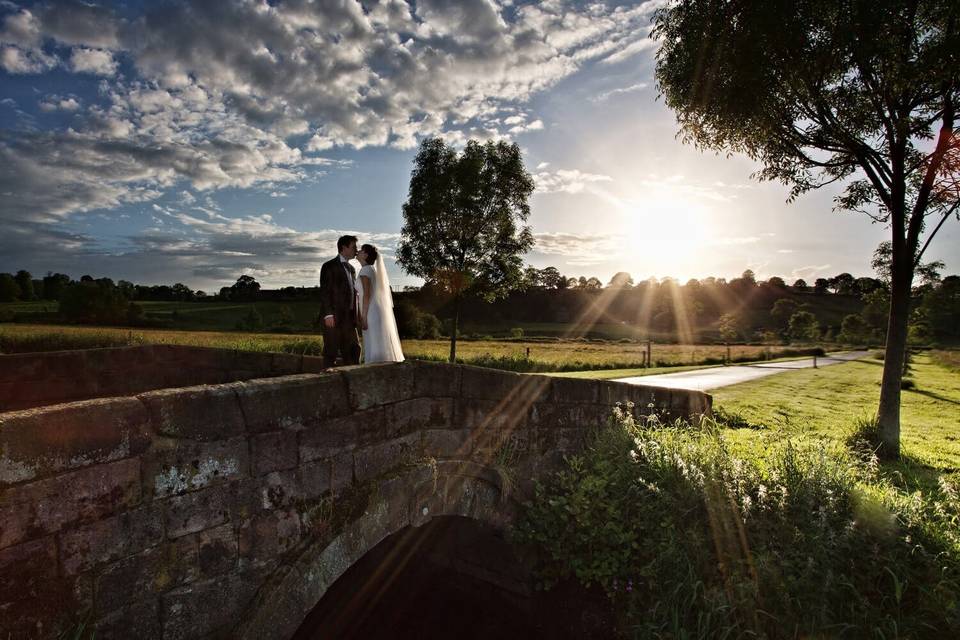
[319,235,361,368]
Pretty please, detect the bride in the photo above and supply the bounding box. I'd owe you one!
[357,244,405,363]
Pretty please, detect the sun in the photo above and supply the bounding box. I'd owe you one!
[622,192,713,279]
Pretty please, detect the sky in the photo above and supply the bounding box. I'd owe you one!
[1,0,957,292]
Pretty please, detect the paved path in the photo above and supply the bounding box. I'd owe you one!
[614,351,870,391]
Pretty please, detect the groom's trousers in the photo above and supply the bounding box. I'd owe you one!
[322,320,361,367]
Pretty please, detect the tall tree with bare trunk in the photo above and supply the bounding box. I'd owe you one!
[653,0,959,457]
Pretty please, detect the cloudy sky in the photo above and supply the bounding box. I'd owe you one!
[1,0,957,291]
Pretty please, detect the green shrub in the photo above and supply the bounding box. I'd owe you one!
[514,411,960,638]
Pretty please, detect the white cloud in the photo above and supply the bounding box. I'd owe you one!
[534,232,614,258]
[69,47,117,76]
[592,82,649,102]
[38,95,80,112]
[791,264,832,279]
[2,0,666,223]
[534,168,613,194]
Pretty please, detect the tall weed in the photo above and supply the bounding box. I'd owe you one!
[514,410,960,638]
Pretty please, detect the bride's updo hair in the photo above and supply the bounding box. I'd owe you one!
[361,243,379,265]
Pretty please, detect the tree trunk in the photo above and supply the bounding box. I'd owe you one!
[448,296,460,363]
[876,259,913,459]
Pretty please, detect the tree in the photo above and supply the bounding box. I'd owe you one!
[654,0,960,456]
[231,275,260,301]
[767,276,786,289]
[770,298,801,331]
[813,278,830,295]
[608,272,634,288]
[0,274,20,302]
[828,273,856,295]
[792,278,808,291]
[41,273,70,300]
[397,137,534,362]
[14,270,33,300]
[718,312,747,342]
[840,314,870,343]
[788,310,820,343]
[540,267,565,289]
[872,240,944,288]
[522,266,544,290]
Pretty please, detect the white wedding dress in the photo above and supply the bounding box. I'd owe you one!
[357,256,405,363]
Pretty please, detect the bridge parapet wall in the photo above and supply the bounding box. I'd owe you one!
[0,345,330,412]
[0,356,711,639]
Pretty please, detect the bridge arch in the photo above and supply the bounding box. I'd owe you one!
[238,459,519,640]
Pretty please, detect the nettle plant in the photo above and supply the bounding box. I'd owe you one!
[514,409,960,637]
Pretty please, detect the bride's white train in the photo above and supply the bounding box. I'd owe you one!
[357,244,404,364]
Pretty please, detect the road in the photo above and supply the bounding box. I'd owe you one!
[614,351,870,391]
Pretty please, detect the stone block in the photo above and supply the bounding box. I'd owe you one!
[550,376,600,405]
[384,397,454,438]
[411,360,462,398]
[251,430,299,475]
[331,451,353,493]
[60,504,164,575]
[144,436,249,499]
[139,382,245,441]
[239,509,302,566]
[0,535,57,604]
[460,365,548,403]
[456,397,529,433]
[270,352,304,375]
[197,522,238,578]
[0,457,141,550]
[301,355,327,373]
[529,402,609,430]
[164,484,232,539]
[94,597,162,640]
[300,408,382,462]
[538,427,594,456]
[236,373,348,433]
[341,362,415,410]
[353,433,421,484]
[300,459,331,499]
[472,426,533,466]
[0,397,151,486]
[422,428,474,459]
[95,537,197,613]
[0,352,47,383]
[161,572,261,640]
[260,468,305,510]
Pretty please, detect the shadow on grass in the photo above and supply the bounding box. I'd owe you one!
[879,452,958,494]
[905,386,960,406]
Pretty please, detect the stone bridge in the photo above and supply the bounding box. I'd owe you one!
[0,346,711,639]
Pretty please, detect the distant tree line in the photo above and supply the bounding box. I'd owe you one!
[2,255,956,343]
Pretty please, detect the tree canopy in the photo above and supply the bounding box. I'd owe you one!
[653,0,960,457]
[397,137,535,361]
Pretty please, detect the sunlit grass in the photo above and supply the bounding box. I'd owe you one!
[713,354,960,485]
[0,323,813,371]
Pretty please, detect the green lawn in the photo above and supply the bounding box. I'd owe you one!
[712,353,960,490]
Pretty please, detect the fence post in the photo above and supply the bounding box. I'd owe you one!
[526,347,531,360]
[646,340,652,368]
[725,342,730,366]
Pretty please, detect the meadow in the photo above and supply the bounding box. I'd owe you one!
[515,353,960,637]
[0,323,821,372]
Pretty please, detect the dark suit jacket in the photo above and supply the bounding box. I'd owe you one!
[319,256,357,325]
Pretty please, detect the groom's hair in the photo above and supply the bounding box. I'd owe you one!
[337,235,358,252]
[361,244,379,263]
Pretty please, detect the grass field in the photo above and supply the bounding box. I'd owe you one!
[0,323,820,372]
[712,353,960,490]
